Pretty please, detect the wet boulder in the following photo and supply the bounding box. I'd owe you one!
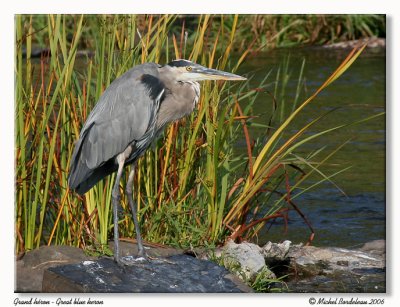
[42,255,252,293]
[16,242,252,293]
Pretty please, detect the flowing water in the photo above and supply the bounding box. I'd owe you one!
[237,47,385,248]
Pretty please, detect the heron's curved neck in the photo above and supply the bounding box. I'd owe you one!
[155,68,200,132]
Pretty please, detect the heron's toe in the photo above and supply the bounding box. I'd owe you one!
[119,255,148,266]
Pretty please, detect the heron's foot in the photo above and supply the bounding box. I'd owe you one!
[114,254,176,266]
[113,256,125,268]
[118,254,148,266]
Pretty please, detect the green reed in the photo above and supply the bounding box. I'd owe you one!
[15,14,381,255]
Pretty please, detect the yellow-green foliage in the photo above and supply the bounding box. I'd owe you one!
[15,15,380,255]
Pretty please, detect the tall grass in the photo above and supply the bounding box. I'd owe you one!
[15,14,381,255]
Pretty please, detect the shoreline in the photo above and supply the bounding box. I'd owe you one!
[15,239,385,293]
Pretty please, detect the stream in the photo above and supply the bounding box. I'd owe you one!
[238,47,385,248]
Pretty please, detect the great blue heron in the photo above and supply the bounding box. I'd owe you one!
[68,59,246,265]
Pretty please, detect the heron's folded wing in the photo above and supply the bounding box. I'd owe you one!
[69,64,164,189]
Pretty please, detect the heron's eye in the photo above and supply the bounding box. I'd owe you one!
[186,66,192,71]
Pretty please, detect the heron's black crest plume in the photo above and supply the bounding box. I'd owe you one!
[167,59,193,67]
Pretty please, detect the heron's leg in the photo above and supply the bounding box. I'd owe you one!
[111,159,126,265]
[126,166,146,258]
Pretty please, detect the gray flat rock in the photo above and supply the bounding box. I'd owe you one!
[15,246,97,292]
[42,254,252,293]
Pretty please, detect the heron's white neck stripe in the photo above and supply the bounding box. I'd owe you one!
[182,81,200,106]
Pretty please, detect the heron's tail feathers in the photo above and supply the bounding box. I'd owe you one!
[69,159,117,195]
[68,128,117,195]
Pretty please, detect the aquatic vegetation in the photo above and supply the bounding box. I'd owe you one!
[15,15,382,256]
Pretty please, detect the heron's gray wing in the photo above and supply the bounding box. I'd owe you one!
[68,63,164,193]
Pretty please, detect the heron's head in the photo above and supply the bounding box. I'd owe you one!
[165,59,247,82]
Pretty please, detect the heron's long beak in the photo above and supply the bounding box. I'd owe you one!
[190,67,247,81]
